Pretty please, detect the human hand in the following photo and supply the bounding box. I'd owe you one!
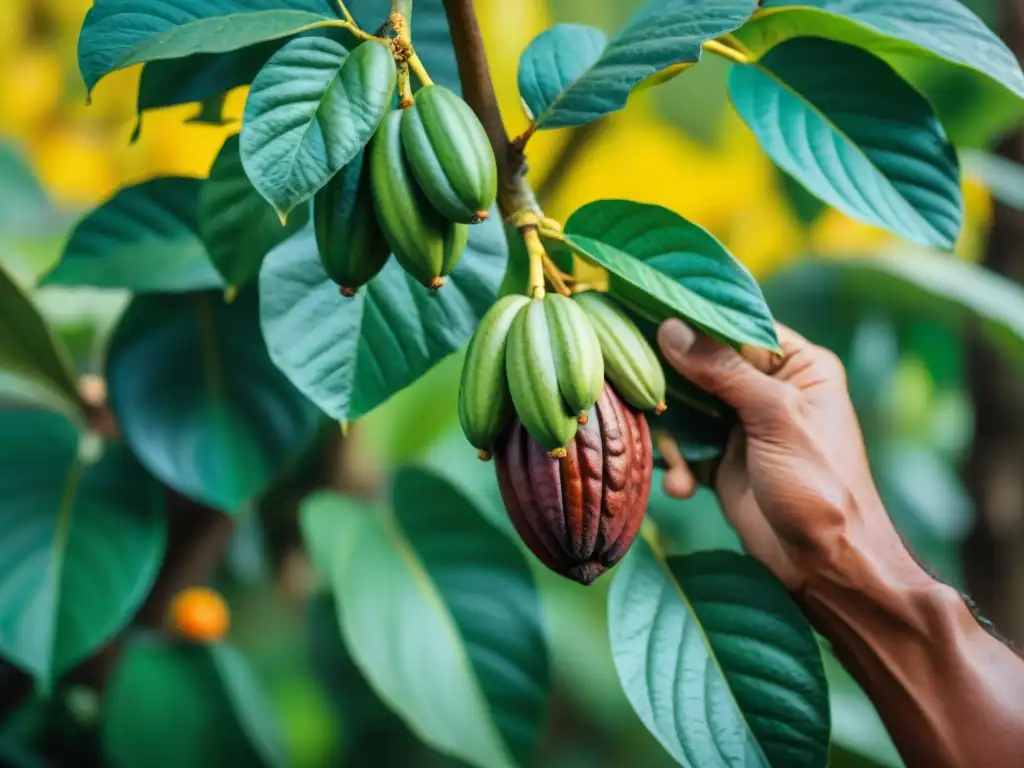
[656,319,906,591]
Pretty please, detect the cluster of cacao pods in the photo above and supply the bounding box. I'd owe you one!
[459,291,667,584]
[314,45,498,296]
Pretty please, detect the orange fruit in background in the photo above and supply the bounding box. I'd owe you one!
[167,587,230,643]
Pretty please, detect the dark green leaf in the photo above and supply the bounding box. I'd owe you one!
[516,1,758,130]
[187,93,231,126]
[79,0,335,93]
[301,466,550,768]
[564,200,779,350]
[106,290,322,513]
[42,178,222,293]
[0,409,166,689]
[259,212,507,423]
[730,38,962,249]
[609,544,830,767]
[200,135,309,291]
[102,636,284,768]
[0,262,84,418]
[240,37,395,217]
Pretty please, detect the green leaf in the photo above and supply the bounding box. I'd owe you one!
[42,178,223,293]
[609,544,830,767]
[103,636,285,768]
[0,262,84,418]
[769,251,1024,371]
[106,290,322,513]
[79,0,335,93]
[301,466,550,768]
[200,135,309,292]
[516,1,758,130]
[564,200,779,351]
[736,0,1024,104]
[259,213,507,423]
[961,149,1024,212]
[0,409,166,689]
[730,38,962,249]
[240,37,395,217]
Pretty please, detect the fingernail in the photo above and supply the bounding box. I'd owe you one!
[658,318,697,358]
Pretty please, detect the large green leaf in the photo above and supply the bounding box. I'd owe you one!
[240,36,395,217]
[301,467,550,768]
[0,409,166,689]
[78,0,335,93]
[259,212,506,423]
[103,635,285,768]
[106,290,322,513]
[961,150,1024,212]
[516,1,758,130]
[200,135,309,292]
[564,200,779,351]
[0,262,83,418]
[730,38,962,249]
[42,178,222,293]
[609,544,830,767]
[736,0,1024,105]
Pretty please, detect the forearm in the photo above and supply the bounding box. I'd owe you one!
[797,516,1024,768]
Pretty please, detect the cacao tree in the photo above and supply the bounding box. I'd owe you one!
[1,0,1023,766]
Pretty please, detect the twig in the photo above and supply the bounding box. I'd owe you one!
[541,253,573,296]
[702,38,752,66]
[334,0,355,24]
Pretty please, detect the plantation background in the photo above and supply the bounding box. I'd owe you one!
[1,1,1021,767]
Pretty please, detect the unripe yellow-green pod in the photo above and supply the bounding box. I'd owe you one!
[506,297,579,457]
[370,110,468,290]
[459,294,531,459]
[401,85,497,224]
[543,294,604,422]
[574,292,667,414]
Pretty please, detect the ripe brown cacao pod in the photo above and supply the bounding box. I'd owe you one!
[495,381,653,585]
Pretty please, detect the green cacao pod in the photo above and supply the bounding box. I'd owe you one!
[313,149,390,296]
[574,292,667,413]
[506,296,579,456]
[401,85,498,224]
[370,110,469,290]
[458,294,531,459]
[544,294,604,421]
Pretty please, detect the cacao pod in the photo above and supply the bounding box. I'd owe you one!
[544,294,604,421]
[313,149,391,296]
[458,294,530,458]
[505,297,579,456]
[401,85,498,224]
[495,382,653,585]
[575,292,667,413]
[370,110,468,290]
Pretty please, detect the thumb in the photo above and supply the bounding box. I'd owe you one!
[657,319,787,418]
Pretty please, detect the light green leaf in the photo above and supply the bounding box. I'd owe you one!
[79,0,336,93]
[0,262,84,418]
[609,543,830,767]
[301,466,550,768]
[259,212,506,423]
[961,149,1024,212]
[103,635,284,768]
[730,38,962,249]
[106,290,322,513]
[516,1,758,130]
[200,135,309,292]
[240,37,396,217]
[0,409,166,689]
[42,178,223,293]
[564,200,779,351]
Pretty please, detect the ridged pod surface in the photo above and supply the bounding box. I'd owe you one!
[544,294,604,421]
[574,292,667,413]
[401,85,498,224]
[495,382,653,585]
[458,294,531,458]
[313,150,390,296]
[370,110,468,290]
[506,297,579,455]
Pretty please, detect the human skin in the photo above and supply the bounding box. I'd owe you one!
[657,318,1024,768]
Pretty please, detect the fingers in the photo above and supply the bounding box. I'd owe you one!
[654,431,698,499]
[658,319,788,417]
